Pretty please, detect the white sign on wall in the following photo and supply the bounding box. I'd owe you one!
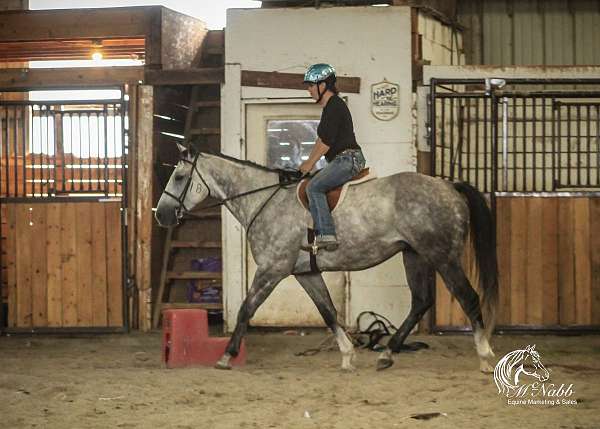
[371,79,400,121]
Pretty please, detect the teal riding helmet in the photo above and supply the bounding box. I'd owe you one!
[303,63,336,84]
[304,63,336,103]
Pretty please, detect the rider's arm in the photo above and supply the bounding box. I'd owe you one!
[299,138,329,173]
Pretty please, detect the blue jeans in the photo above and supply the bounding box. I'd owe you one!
[306,149,366,236]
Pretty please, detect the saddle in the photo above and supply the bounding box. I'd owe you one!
[297,168,376,212]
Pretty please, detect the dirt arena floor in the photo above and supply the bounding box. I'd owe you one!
[0,330,598,429]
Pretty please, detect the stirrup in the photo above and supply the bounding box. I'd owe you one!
[301,235,339,254]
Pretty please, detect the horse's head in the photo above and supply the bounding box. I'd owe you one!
[521,345,550,383]
[155,144,210,227]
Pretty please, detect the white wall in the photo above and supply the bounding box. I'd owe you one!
[222,5,416,331]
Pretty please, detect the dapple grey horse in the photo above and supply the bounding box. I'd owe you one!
[155,147,499,373]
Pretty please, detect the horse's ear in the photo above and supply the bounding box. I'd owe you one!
[530,345,536,352]
[176,143,187,153]
[525,345,532,352]
[188,142,199,157]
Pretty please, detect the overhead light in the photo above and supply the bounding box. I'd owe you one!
[91,40,103,61]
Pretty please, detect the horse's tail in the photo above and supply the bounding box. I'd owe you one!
[453,182,499,340]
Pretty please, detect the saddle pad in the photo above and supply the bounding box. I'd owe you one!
[296,168,376,212]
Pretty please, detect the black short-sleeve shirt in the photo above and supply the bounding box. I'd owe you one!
[317,95,360,162]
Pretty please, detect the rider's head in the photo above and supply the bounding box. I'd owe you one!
[304,63,338,103]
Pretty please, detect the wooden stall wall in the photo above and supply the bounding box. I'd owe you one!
[3,202,123,328]
[435,196,600,330]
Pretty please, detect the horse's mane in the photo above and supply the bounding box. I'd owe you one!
[199,151,288,174]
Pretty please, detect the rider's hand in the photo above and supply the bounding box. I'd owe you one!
[299,160,313,175]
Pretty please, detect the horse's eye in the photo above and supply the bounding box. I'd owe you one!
[174,175,184,182]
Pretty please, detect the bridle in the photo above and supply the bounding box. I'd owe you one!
[161,151,211,221]
[161,151,307,231]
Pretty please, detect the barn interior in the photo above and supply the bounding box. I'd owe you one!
[0,1,599,428]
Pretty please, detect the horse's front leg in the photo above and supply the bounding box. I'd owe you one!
[215,269,287,370]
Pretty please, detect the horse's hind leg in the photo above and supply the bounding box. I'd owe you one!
[295,273,355,372]
[216,269,286,370]
[437,260,494,373]
[377,250,433,371]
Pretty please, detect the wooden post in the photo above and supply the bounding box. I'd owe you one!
[135,85,154,331]
[127,85,138,329]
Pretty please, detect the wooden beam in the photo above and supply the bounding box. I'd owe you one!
[135,85,154,332]
[0,7,157,42]
[241,70,361,94]
[144,67,224,86]
[0,67,144,90]
[0,38,146,62]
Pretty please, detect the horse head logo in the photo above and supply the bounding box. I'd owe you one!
[493,345,550,396]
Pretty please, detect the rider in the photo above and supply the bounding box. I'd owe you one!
[299,63,366,251]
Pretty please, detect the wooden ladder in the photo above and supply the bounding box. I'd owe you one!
[152,31,224,328]
[152,210,223,329]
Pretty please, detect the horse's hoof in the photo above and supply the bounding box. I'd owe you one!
[341,363,356,373]
[214,361,232,370]
[479,360,494,373]
[376,358,394,371]
[341,352,356,372]
[215,354,232,370]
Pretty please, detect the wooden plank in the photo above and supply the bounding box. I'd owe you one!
[0,7,155,41]
[525,198,543,325]
[127,85,138,329]
[46,203,63,327]
[161,303,222,311]
[0,67,144,90]
[195,101,221,109]
[91,202,108,326]
[541,198,559,325]
[30,204,47,327]
[145,68,224,86]
[105,202,123,327]
[509,198,528,325]
[152,226,173,329]
[558,198,576,325]
[61,203,78,326]
[590,197,600,325]
[573,198,592,325]
[6,204,17,327]
[241,70,361,94]
[189,127,220,136]
[166,271,222,280]
[135,85,154,331]
[496,197,511,325]
[75,203,94,326]
[171,240,221,249]
[185,211,221,219]
[15,204,32,327]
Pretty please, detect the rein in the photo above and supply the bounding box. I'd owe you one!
[162,152,308,232]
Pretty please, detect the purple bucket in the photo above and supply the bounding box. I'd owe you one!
[188,257,222,304]
[190,257,222,272]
